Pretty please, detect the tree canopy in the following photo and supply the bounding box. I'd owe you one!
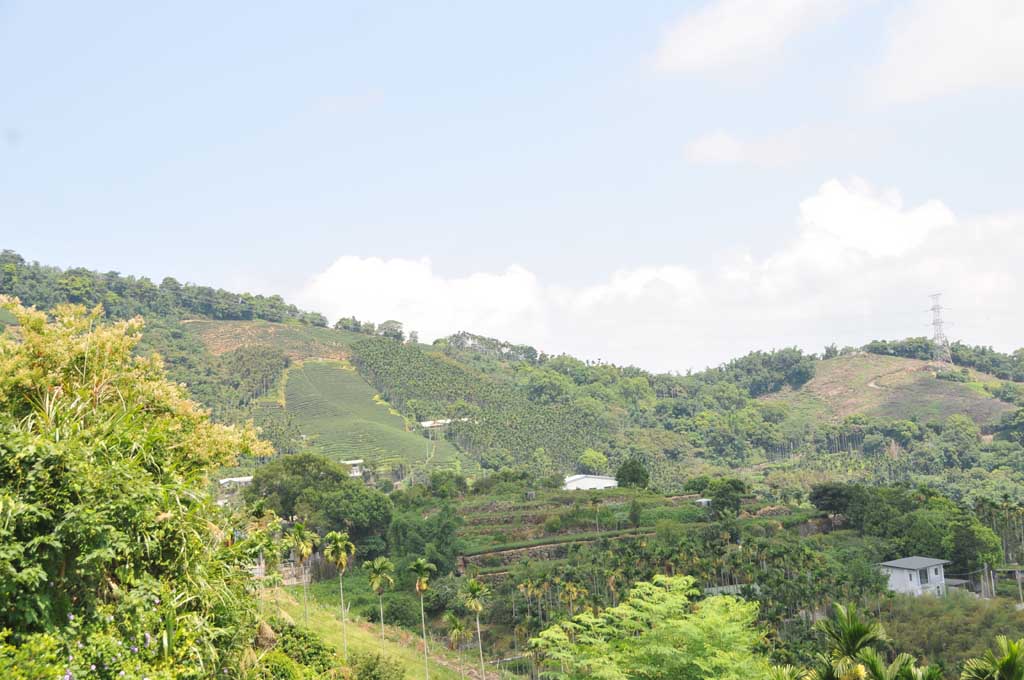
[0,298,271,676]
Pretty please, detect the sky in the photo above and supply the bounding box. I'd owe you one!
[2,0,1023,372]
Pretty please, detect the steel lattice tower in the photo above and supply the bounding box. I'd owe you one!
[929,293,953,364]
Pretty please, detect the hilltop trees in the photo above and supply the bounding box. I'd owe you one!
[0,249,323,325]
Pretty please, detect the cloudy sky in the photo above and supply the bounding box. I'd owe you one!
[3,1,1023,371]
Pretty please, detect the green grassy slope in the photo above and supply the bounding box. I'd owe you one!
[763,353,1013,426]
[266,588,475,680]
[282,359,462,472]
[184,320,465,474]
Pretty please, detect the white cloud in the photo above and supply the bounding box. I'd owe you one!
[656,0,854,73]
[871,0,1024,103]
[297,179,1024,372]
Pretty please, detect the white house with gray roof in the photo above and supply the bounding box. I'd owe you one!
[878,556,951,596]
[562,474,618,491]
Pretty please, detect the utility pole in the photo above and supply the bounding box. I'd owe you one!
[929,293,953,364]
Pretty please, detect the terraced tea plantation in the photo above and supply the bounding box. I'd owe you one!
[283,359,463,473]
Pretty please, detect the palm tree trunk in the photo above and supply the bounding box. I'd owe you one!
[476,612,485,680]
[420,594,430,680]
[302,564,309,625]
[379,594,386,650]
[339,573,348,659]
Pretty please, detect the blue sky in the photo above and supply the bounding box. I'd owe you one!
[2,1,1023,370]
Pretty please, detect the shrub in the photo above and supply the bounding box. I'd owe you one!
[254,649,307,680]
[383,595,421,630]
[349,652,407,680]
[269,618,336,673]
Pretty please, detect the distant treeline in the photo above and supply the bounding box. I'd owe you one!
[0,249,327,326]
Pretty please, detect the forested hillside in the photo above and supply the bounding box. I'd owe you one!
[7,252,1024,678]
[5,250,1024,502]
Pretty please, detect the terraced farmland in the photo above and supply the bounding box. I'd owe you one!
[283,359,463,473]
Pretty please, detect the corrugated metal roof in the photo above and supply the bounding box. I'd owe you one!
[563,474,617,483]
[878,556,950,570]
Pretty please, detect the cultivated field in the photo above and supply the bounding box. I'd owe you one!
[283,359,463,473]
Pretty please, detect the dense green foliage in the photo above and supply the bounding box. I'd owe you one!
[531,575,771,679]
[246,452,393,554]
[0,250,328,326]
[810,483,1002,573]
[352,337,617,469]
[0,299,272,677]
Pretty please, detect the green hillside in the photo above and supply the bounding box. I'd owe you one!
[266,589,468,680]
[280,359,463,473]
[763,353,1014,426]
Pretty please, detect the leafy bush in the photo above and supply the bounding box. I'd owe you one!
[383,596,421,630]
[253,649,308,680]
[349,652,407,680]
[268,618,336,673]
[936,368,969,382]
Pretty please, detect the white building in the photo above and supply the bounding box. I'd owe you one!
[878,556,951,596]
[563,474,619,491]
[218,475,253,487]
[340,459,365,477]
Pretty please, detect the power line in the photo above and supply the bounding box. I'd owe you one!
[929,293,953,364]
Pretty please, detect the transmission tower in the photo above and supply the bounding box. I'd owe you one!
[929,293,953,364]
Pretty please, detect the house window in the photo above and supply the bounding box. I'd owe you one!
[919,569,929,584]
[934,567,940,576]
[908,572,913,582]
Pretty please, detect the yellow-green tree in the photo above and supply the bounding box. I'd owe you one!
[531,575,772,680]
[0,299,272,677]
